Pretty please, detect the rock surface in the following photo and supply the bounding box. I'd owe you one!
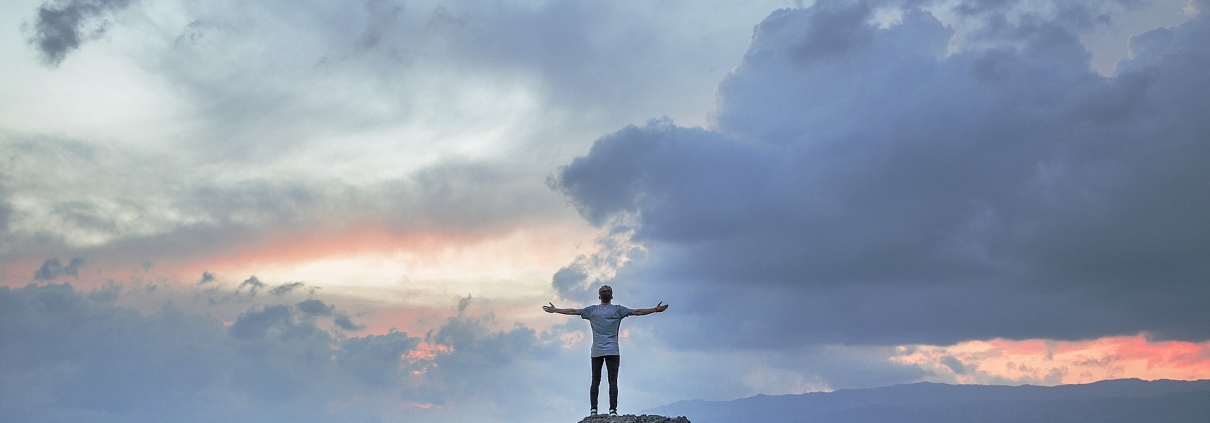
[577,414,690,423]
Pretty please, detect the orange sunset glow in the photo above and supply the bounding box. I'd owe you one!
[897,335,1210,385]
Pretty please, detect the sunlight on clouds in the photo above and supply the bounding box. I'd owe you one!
[894,335,1210,385]
[405,342,453,372]
[196,223,597,303]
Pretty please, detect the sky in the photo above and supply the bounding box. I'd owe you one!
[2,0,1210,422]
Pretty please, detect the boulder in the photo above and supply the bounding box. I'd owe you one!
[577,414,690,423]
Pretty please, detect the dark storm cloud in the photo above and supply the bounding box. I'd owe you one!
[33,257,84,281]
[0,283,585,422]
[553,2,1210,346]
[26,0,137,66]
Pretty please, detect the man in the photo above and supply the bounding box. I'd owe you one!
[543,285,669,416]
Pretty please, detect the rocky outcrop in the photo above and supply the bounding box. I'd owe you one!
[577,414,690,423]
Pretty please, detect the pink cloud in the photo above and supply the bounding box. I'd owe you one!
[896,335,1210,385]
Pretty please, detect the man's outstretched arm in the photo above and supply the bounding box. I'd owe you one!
[630,302,669,316]
[543,302,581,316]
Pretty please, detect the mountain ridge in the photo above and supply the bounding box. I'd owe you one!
[645,378,1210,423]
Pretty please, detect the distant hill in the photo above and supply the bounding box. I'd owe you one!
[645,379,1210,423]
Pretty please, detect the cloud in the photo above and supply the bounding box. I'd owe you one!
[236,275,266,295]
[268,281,306,296]
[894,336,1210,385]
[0,0,795,289]
[940,355,969,375]
[420,307,570,406]
[197,270,215,284]
[89,0,790,169]
[0,282,596,422]
[336,329,420,387]
[955,0,1016,17]
[553,1,1210,347]
[33,257,84,280]
[0,136,573,269]
[296,298,334,316]
[334,313,367,331]
[551,224,644,301]
[25,0,137,66]
[0,183,11,236]
[227,304,293,340]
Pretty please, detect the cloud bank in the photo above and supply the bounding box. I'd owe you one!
[33,257,84,280]
[0,283,586,423]
[553,0,1210,347]
[3,0,790,284]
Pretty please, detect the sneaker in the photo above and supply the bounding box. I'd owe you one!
[589,408,597,416]
[609,409,618,416]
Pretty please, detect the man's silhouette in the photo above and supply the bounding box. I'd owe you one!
[544,285,669,416]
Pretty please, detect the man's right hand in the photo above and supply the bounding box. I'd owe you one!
[544,303,581,316]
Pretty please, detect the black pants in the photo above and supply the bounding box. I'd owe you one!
[590,355,620,411]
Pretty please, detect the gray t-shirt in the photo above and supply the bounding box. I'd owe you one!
[579,304,633,357]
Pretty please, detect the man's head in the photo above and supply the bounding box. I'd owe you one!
[598,285,613,303]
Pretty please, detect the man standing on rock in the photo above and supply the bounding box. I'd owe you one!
[544,285,669,416]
